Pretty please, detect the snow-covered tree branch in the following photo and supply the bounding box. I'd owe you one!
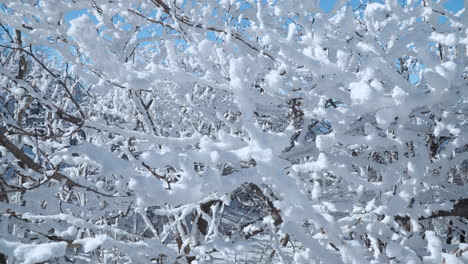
[0,0,466,263]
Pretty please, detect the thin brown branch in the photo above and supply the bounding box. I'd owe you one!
[127,9,176,31]
[15,30,27,80]
[144,1,274,60]
[0,22,15,43]
[395,199,468,225]
[430,199,468,218]
[0,43,85,120]
[0,131,116,197]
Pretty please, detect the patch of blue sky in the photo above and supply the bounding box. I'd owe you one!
[138,24,163,40]
[0,24,14,45]
[439,0,464,23]
[33,44,64,62]
[64,8,99,26]
[206,31,223,44]
[321,0,339,13]
[239,0,254,11]
[0,2,12,13]
[0,4,15,45]
[176,37,189,51]
[112,14,132,31]
[444,0,464,13]
[409,73,420,84]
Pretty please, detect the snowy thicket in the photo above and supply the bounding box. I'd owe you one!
[0,0,467,263]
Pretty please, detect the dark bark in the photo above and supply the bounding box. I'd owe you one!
[0,132,114,197]
[197,200,221,235]
[395,198,468,233]
[431,199,468,218]
[0,254,6,264]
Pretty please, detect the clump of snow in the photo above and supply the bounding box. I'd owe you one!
[311,181,321,200]
[357,42,378,55]
[20,242,67,264]
[0,240,67,264]
[429,32,457,46]
[442,243,468,264]
[292,153,329,172]
[442,254,467,264]
[315,132,337,151]
[349,81,373,104]
[74,235,107,253]
[336,49,348,70]
[424,71,449,91]
[392,85,407,105]
[434,121,461,137]
[376,108,396,128]
[287,23,296,41]
[435,61,457,82]
[316,153,329,170]
[59,226,78,240]
[330,5,355,33]
[423,231,443,264]
[67,15,99,55]
[294,248,313,263]
[370,79,384,92]
[385,241,420,264]
[265,70,282,90]
[364,2,386,18]
[196,39,213,59]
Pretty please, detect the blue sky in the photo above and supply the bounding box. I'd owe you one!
[440,0,464,11]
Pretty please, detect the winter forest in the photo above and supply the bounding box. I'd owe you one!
[0,0,466,263]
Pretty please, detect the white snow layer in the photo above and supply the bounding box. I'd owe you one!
[0,239,67,264]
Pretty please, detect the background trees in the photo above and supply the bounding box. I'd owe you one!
[0,0,466,263]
